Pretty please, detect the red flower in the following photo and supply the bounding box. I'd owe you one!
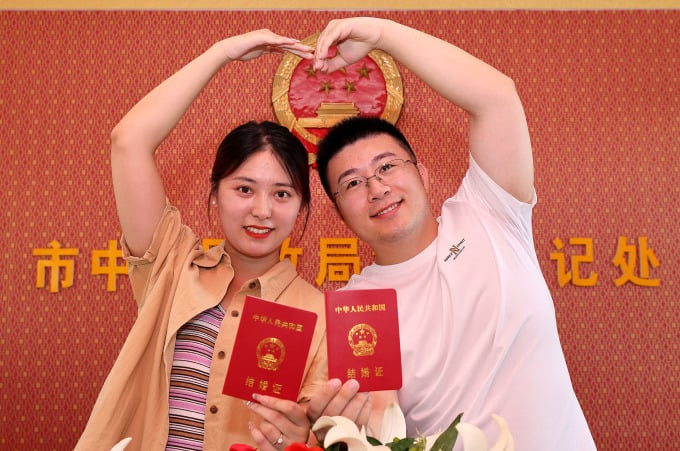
[229,444,257,451]
[285,443,323,451]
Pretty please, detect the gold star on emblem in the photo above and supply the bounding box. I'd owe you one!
[357,64,372,79]
[305,66,317,78]
[319,81,333,95]
[344,80,356,95]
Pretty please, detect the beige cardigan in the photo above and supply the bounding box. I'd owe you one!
[76,203,327,451]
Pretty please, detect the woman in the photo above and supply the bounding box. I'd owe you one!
[75,30,325,451]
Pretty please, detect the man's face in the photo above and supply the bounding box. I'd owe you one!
[326,133,434,262]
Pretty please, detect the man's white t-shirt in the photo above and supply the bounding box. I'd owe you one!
[344,157,596,450]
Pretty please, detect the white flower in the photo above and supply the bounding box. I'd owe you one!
[312,403,515,451]
[313,415,390,451]
[110,437,132,451]
[378,402,407,443]
[455,414,515,451]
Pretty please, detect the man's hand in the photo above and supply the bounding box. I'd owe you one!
[313,17,387,73]
[303,379,372,442]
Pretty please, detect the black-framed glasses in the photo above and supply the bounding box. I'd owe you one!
[333,158,415,200]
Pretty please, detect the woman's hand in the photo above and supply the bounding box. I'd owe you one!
[247,394,312,451]
[219,29,314,63]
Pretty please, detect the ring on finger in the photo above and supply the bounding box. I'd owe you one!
[273,433,283,447]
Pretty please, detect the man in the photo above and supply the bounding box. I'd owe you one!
[306,17,596,450]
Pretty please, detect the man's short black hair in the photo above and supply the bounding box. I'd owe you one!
[316,116,416,200]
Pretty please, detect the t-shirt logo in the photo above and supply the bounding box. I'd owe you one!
[444,238,466,262]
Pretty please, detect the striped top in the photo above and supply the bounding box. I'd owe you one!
[166,304,225,450]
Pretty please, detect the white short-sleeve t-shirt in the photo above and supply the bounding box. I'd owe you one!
[344,157,596,451]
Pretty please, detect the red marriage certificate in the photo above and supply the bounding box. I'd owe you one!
[222,295,317,402]
[325,288,402,391]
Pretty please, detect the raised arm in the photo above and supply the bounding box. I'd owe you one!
[314,17,533,202]
[110,30,313,256]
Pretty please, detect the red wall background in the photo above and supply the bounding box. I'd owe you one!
[1,9,678,450]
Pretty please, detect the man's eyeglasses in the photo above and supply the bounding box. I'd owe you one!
[333,158,415,200]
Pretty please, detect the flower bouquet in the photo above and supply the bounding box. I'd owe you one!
[110,403,513,451]
[309,403,514,451]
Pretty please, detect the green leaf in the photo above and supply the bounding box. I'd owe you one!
[325,443,348,451]
[386,437,416,451]
[366,436,383,446]
[427,413,463,451]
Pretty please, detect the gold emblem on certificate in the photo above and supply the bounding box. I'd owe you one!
[256,337,286,371]
[348,323,378,357]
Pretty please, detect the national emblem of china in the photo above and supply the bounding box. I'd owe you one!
[348,323,378,357]
[256,337,286,371]
[272,32,404,167]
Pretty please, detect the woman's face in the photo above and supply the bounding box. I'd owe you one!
[214,148,302,265]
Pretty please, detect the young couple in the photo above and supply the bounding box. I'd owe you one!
[76,16,596,451]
